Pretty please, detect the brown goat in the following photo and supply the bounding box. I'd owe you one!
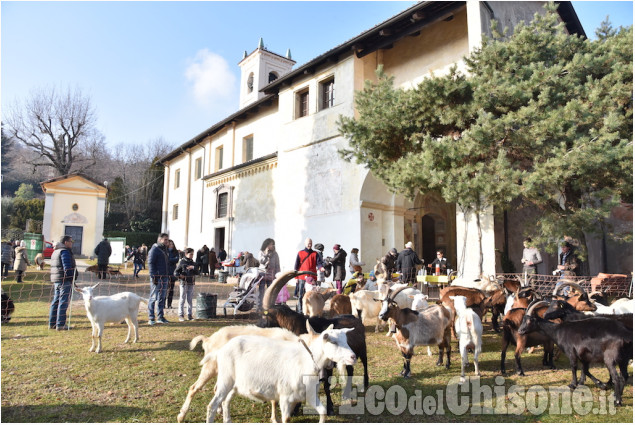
[500,304,555,375]
[302,288,337,317]
[440,286,486,337]
[330,294,352,316]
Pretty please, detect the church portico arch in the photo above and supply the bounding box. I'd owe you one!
[413,192,457,272]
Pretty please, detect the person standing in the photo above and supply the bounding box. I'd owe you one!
[521,237,542,277]
[147,233,171,325]
[314,243,326,285]
[218,247,227,263]
[165,240,180,309]
[258,238,280,308]
[396,241,422,285]
[139,243,148,269]
[1,240,14,278]
[557,242,579,277]
[13,241,29,283]
[174,248,198,321]
[208,248,218,279]
[429,250,449,275]
[331,244,348,294]
[294,238,323,313]
[48,236,76,330]
[126,246,144,278]
[196,245,210,276]
[94,237,112,279]
[348,248,365,274]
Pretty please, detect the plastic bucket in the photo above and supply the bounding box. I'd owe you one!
[218,270,229,283]
[196,293,217,319]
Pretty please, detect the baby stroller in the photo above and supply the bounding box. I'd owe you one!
[222,267,264,317]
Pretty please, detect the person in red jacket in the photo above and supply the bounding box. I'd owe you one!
[293,238,324,313]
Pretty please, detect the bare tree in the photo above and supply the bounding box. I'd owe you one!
[5,86,104,176]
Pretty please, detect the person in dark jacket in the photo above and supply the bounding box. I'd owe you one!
[218,248,227,263]
[94,237,112,279]
[396,241,422,284]
[126,246,144,278]
[1,240,14,278]
[208,248,218,279]
[196,245,210,276]
[165,240,180,309]
[380,248,399,277]
[330,244,348,294]
[174,248,198,321]
[147,233,171,325]
[48,235,76,330]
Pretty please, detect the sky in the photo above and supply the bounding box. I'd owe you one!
[1,1,633,152]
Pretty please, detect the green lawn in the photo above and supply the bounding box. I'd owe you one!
[1,280,632,423]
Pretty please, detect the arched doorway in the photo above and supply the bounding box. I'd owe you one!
[415,193,456,271]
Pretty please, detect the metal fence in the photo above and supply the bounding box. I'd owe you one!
[496,273,633,298]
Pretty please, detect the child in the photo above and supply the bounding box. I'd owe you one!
[174,248,198,321]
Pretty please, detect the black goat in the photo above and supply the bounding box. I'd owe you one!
[519,301,632,406]
[544,299,633,330]
[1,292,15,323]
[258,270,369,415]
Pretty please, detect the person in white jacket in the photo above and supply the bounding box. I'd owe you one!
[348,248,365,274]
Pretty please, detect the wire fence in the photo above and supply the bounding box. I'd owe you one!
[1,265,299,327]
[496,273,633,298]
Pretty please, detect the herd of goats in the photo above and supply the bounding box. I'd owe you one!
[69,269,634,422]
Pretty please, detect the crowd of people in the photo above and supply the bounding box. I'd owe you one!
[0,229,579,331]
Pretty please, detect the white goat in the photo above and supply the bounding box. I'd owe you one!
[409,293,430,311]
[73,283,148,353]
[450,295,482,382]
[178,325,300,423]
[410,294,432,356]
[349,290,385,332]
[586,298,635,315]
[377,282,422,308]
[205,322,356,423]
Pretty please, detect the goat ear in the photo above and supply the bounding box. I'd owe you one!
[341,327,355,334]
[423,295,428,300]
[73,284,82,293]
[92,282,101,289]
[326,324,334,332]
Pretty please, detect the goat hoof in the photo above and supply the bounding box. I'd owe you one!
[445,364,450,370]
[517,371,525,376]
[599,383,608,391]
[614,400,622,407]
[436,361,442,366]
[568,384,577,390]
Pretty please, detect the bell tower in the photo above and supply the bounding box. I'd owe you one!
[238,38,295,109]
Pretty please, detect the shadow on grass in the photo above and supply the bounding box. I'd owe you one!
[1,403,148,422]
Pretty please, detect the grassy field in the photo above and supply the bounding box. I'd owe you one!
[1,275,633,423]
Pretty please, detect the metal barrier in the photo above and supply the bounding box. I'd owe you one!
[496,273,633,298]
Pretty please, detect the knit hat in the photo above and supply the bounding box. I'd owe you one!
[351,248,359,253]
[314,243,324,251]
[333,244,341,250]
[405,241,413,249]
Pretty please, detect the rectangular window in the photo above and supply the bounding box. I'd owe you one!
[172,204,179,220]
[174,169,181,189]
[320,77,335,110]
[194,157,202,180]
[296,89,309,118]
[215,146,224,171]
[216,193,228,218]
[243,136,254,162]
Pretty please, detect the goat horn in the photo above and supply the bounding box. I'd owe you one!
[387,285,409,302]
[526,300,550,316]
[565,281,586,296]
[262,270,316,310]
[552,279,575,296]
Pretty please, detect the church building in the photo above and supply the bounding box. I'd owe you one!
[159,1,592,278]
